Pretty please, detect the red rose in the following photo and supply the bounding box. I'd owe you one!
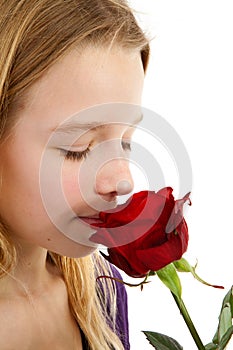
[90,187,191,278]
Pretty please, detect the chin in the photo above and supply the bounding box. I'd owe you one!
[49,242,97,258]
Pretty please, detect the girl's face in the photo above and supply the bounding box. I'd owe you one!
[0,46,144,257]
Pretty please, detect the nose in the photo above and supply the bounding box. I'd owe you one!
[95,158,134,198]
[116,179,133,195]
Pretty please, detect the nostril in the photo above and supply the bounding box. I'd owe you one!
[116,179,133,195]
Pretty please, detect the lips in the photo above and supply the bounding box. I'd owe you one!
[79,216,103,225]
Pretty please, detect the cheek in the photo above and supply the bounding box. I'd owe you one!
[0,143,41,206]
[62,162,83,209]
[0,142,52,237]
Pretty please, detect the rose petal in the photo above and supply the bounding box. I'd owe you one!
[136,223,188,271]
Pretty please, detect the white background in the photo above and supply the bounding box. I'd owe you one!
[124,1,233,349]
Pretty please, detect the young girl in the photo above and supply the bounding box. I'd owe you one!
[0,0,149,349]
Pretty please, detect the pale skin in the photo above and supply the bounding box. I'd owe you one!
[0,46,144,349]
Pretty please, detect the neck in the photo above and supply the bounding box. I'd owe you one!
[0,243,57,298]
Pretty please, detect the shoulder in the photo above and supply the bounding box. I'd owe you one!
[0,298,31,349]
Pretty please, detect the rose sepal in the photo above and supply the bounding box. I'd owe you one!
[173,258,224,289]
[96,273,151,291]
[156,263,182,299]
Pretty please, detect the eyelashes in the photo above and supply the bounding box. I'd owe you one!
[62,147,91,161]
[61,141,131,162]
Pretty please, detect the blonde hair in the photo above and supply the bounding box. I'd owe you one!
[0,0,150,348]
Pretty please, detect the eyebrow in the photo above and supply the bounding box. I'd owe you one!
[52,113,143,134]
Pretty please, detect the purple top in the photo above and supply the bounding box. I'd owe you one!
[111,265,130,350]
[80,264,130,349]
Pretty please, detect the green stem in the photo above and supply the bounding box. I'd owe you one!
[171,292,205,350]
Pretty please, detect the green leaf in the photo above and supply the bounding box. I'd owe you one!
[213,286,233,345]
[218,302,232,340]
[205,343,218,350]
[221,287,233,317]
[142,331,183,350]
[218,326,233,350]
[157,263,182,298]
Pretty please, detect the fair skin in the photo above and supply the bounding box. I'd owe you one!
[0,46,144,349]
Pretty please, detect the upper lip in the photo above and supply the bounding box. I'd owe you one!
[79,214,100,219]
[78,202,118,219]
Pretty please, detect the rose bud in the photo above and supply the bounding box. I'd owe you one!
[90,187,191,278]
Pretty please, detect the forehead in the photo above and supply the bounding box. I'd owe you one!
[15,46,144,131]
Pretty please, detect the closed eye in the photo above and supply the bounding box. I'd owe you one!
[60,140,131,162]
[60,147,91,161]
